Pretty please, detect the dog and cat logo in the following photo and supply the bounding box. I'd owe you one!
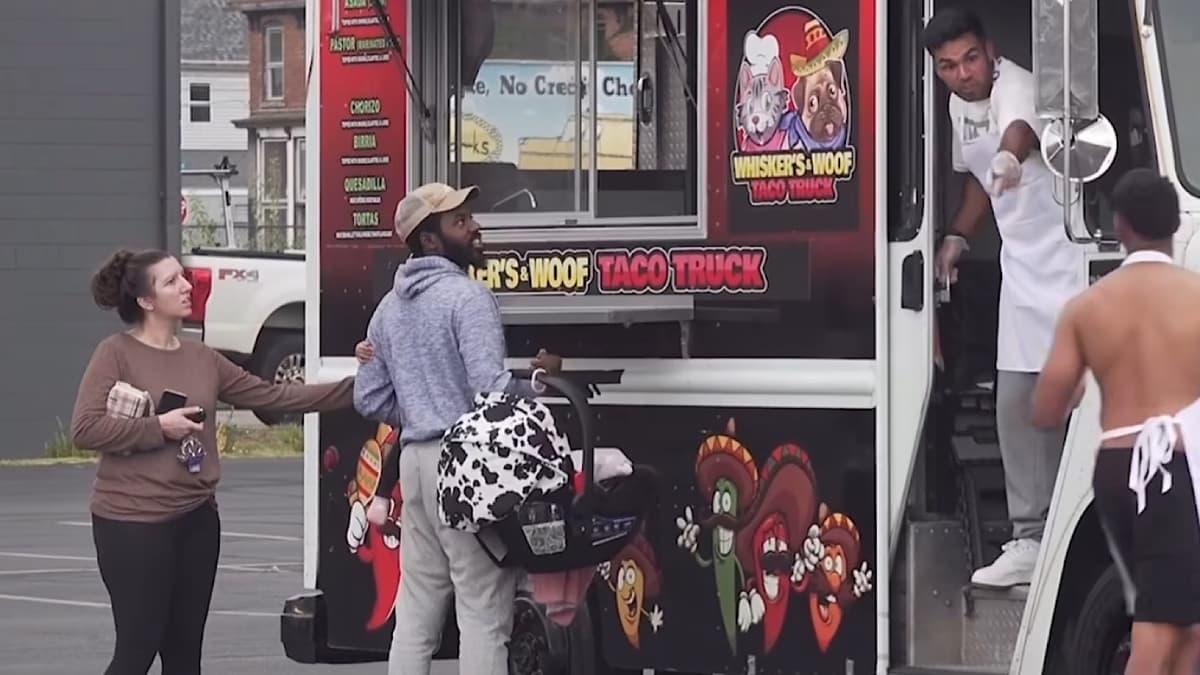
[730,6,857,206]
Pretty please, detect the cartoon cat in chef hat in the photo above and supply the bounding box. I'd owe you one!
[735,32,790,153]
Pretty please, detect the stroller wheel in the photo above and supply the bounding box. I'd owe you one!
[507,595,567,675]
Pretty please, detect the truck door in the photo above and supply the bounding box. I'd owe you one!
[894,0,1158,673]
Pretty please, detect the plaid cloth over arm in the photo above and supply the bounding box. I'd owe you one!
[106,381,154,420]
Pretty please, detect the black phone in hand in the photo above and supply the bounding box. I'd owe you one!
[159,389,187,413]
[159,390,205,423]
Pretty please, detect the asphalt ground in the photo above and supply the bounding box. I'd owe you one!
[0,458,457,674]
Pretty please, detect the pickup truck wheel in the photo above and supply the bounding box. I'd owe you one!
[251,331,305,426]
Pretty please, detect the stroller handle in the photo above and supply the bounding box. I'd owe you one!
[529,370,598,514]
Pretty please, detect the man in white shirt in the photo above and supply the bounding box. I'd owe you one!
[924,8,1087,588]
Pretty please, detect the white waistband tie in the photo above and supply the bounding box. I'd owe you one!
[1101,395,1200,532]
[1122,416,1179,514]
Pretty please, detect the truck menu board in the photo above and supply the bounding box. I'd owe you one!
[319,0,408,355]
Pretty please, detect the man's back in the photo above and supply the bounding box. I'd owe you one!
[357,255,521,444]
[1076,260,1200,440]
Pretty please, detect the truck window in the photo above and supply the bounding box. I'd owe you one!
[378,0,876,363]
[447,0,698,225]
[1155,0,1200,194]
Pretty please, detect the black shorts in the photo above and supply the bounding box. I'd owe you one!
[1093,448,1200,624]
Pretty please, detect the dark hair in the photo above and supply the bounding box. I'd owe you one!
[90,248,171,324]
[404,213,441,257]
[923,8,987,53]
[1111,169,1180,241]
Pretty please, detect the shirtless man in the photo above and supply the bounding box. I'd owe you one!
[1032,168,1200,674]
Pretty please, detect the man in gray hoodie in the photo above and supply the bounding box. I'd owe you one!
[353,181,561,675]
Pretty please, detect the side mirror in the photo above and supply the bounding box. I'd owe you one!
[1040,113,1118,183]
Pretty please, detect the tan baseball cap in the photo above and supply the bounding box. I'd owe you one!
[393,182,480,241]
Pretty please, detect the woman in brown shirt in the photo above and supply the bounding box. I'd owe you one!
[70,249,356,675]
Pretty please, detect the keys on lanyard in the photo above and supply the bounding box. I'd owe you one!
[178,435,205,474]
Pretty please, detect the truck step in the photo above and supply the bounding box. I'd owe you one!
[962,585,1027,668]
[951,434,1001,466]
[903,521,1028,673]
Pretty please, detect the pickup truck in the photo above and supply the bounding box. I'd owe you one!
[181,247,306,425]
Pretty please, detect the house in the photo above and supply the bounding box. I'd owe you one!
[181,0,251,248]
[229,0,307,251]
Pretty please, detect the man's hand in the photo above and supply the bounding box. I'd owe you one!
[530,348,562,375]
[988,150,1022,196]
[355,340,374,365]
[936,236,968,286]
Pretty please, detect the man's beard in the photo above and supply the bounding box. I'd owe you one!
[442,239,483,268]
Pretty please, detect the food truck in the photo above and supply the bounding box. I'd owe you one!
[280,0,1200,672]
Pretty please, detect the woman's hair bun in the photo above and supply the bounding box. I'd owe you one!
[91,249,134,310]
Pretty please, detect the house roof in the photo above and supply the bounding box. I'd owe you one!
[182,0,248,63]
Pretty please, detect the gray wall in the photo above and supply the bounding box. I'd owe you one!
[0,1,181,459]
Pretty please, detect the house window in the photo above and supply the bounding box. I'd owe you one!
[294,137,306,242]
[189,83,211,123]
[445,0,698,226]
[259,138,289,248]
[265,24,285,101]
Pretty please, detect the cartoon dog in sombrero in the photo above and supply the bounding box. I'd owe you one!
[782,13,851,151]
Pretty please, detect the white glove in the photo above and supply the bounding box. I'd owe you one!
[936,235,968,286]
[675,506,700,554]
[852,561,873,598]
[347,501,368,553]
[987,150,1022,196]
[737,588,766,632]
[366,496,390,526]
[793,524,825,583]
[648,605,664,632]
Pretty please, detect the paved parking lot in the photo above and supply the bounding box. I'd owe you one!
[0,458,455,674]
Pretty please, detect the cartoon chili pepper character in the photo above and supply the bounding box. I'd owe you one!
[676,418,759,651]
[598,533,664,649]
[345,424,404,631]
[734,443,819,653]
[807,510,873,652]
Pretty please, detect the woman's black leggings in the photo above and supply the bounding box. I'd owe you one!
[92,501,221,675]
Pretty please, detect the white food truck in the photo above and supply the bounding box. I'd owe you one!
[279,0,1200,673]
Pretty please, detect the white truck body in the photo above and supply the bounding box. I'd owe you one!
[181,247,307,424]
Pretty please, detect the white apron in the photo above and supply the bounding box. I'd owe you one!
[1097,250,1200,529]
[953,72,1088,373]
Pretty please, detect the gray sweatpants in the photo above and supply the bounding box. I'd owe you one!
[388,439,518,675]
[995,371,1068,541]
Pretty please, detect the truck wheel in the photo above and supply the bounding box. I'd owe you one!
[1068,564,1131,674]
[251,330,305,426]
